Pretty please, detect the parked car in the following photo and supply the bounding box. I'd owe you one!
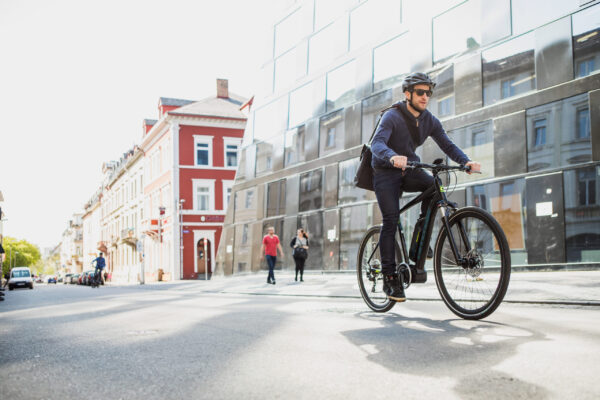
[47,276,57,284]
[70,274,80,284]
[77,274,84,285]
[8,267,34,290]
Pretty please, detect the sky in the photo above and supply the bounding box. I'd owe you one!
[0,0,282,250]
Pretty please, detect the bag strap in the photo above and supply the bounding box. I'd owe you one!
[367,105,397,145]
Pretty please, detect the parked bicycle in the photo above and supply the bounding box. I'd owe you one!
[357,159,511,320]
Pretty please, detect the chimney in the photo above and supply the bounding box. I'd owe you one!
[217,78,229,98]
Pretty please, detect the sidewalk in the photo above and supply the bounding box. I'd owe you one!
[131,270,600,305]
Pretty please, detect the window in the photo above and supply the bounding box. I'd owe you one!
[274,46,306,93]
[482,33,536,106]
[223,138,241,168]
[573,5,600,78]
[194,136,213,167]
[245,190,254,209]
[266,179,286,217]
[338,158,369,205]
[501,79,515,99]
[472,185,487,210]
[577,58,595,77]
[513,0,579,35]
[576,108,590,139]
[299,169,323,212]
[274,7,309,57]
[527,94,592,171]
[430,65,454,118]
[284,125,306,167]
[222,180,234,209]
[578,169,597,206]
[533,119,547,147]
[193,180,215,211]
[319,110,345,156]
[289,79,325,128]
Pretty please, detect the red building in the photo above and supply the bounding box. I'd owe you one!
[140,79,247,280]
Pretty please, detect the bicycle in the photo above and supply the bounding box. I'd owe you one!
[357,159,511,320]
[90,261,103,289]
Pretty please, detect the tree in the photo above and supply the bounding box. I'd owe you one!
[1,236,41,277]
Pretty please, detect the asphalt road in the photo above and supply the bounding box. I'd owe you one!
[1,283,599,400]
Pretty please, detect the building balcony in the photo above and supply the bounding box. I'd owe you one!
[97,241,108,253]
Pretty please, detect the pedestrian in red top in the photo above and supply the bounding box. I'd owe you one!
[260,226,284,285]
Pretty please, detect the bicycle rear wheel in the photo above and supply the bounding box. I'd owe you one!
[434,207,511,320]
[356,226,401,313]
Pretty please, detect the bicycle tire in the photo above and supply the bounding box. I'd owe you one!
[434,207,511,320]
[356,225,402,313]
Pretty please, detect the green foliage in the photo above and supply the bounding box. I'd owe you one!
[1,236,41,276]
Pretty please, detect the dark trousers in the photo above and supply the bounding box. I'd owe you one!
[266,255,276,282]
[294,257,305,280]
[374,168,434,275]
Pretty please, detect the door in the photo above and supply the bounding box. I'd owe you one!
[197,239,212,274]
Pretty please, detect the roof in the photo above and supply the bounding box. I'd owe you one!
[144,119,157,125]
[167,92,248,120]
[159,97,196,107]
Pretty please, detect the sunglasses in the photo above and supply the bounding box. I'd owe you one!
[411,88,433,97]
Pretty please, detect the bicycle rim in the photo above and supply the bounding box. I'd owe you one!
[356,226,399,313]
[434,208,510,320]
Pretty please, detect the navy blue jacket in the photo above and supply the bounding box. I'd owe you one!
[94,257,106,269]
[371,101,470,169]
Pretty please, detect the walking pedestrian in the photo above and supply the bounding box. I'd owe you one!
[290,229,309,282]
[260,226,284,285]
[0,241,6,299]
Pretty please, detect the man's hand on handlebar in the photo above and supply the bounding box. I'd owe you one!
[390,155,408,170]
[465,161,481,174]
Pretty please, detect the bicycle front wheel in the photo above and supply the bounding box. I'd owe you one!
[356,226,401,313]
[434,207,511,320]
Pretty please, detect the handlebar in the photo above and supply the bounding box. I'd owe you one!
[406,161,474,173]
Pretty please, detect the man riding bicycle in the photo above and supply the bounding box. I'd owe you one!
[371,72,481,302]
[92,253,106,286]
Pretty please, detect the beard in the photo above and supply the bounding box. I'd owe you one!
[408,97,426,114]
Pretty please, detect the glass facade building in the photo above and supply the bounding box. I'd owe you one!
[216,0,600,276]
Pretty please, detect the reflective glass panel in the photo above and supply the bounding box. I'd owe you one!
[467,179,528,265]
[319,110,345,156]
[253,96,289,142]
[266,179,286,217]
[274,48,300,93]
[256,134,284,176]
[315,0,357,30]
[373,33,410,92]
[433,0,481,63]
[299,169,323,212]
[350,0,402,51]
[481,0,511,45]
[338,158,369,205]
[564,166,600,262]
[526,94,592,172]
[573,4,600,78]
[234,187,257,223]
[361,89,393,143]
[297,212,324,270]
[275,8,308,57]
[234,223,252,273]
[284,125,306,167]
[512,0,579,35]
[340,204,373,270]
[429,65,454,118]
[309,17,348,73]
[447,120,494,183]
[326,60,356,111]
[289,80,324,128]
[482,33,535,106]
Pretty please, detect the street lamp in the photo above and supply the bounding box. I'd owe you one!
[179,199,185,281]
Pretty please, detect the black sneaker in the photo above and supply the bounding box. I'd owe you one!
[383,274,406,302]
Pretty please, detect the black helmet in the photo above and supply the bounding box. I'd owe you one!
[402,72,436,92]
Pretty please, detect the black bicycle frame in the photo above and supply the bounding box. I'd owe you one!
[395,173,470,270]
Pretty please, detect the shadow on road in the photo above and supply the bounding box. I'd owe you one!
[342,311,550,399]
